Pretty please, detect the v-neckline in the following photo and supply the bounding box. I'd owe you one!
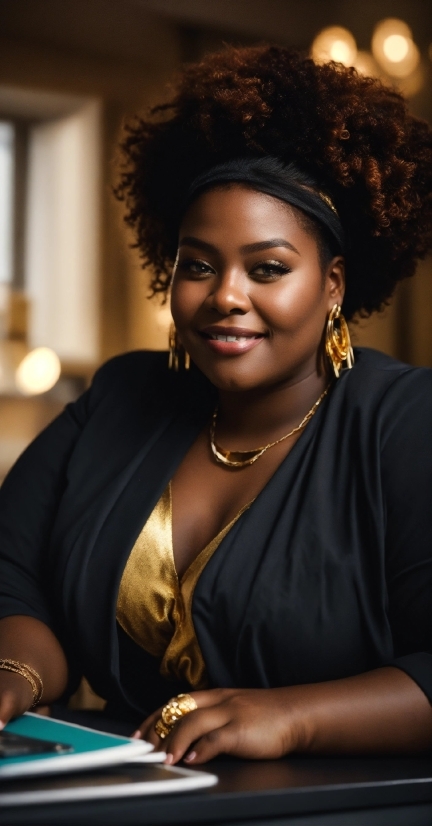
[167,481,255,584]
[169,382,335,582]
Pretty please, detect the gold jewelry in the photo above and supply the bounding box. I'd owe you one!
[154,693,197,740]
[0,659,43,707]
[299,184,338,216]
[168,323,190,371]
[154,717,171,739]
[325,304,354,378]
[317,190,339,215]
[210,386,330,468]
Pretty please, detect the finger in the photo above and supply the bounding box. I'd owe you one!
[131,710,162,745]
[135,725,161,748]
[183,722,237,764]
[187,688,235,710]
[164,705,231,764]
[0,689,25,728]
[131,689,233,746]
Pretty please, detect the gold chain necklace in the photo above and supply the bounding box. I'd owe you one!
[210,385,330,468]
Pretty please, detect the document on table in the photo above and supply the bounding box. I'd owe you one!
[0,713,162,779]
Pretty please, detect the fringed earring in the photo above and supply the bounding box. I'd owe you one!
[325,304,354,378]
[168,323,190,371]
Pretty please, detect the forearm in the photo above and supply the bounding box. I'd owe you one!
[0,615,68,705]
[290,666,432,755]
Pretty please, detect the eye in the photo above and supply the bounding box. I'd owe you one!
[250,260,291,280]
[176,258,215,277]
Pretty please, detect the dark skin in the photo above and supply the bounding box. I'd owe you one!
[171,187,341,576]
[1,186,431,765]
[132,186,432,762]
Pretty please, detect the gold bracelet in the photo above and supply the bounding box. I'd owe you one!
[0,659,43,707]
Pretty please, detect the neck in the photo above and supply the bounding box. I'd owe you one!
[216,370,329,450]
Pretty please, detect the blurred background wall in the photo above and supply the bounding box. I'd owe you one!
[0,0,431,478]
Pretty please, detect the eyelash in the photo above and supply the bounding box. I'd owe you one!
[176,258,291,280]
[252,261,291,279]
[177,259,213,276]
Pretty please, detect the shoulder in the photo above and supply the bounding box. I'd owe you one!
[91,350,169,390]
[338,347,432,438]
[87,350,215,411]
[343,347,432,401]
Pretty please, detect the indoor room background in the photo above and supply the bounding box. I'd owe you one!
[0,0,431,708]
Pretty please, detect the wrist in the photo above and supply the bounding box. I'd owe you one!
[0,659,43,707]
[0,670,35,724]
[276,685,317,754]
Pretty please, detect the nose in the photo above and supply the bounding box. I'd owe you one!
[207,269,251,316]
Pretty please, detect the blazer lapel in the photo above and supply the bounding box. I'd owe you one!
[56,391,212,699]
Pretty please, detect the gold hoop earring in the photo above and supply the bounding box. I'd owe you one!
[325,304,354,378]
[168,323,190,371]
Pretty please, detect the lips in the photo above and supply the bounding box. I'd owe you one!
[198,325,267,355]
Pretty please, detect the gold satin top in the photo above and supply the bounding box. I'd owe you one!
[116,483,252,689]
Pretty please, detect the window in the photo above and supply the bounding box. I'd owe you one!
[0,90,101,364]
[0,122,14,285]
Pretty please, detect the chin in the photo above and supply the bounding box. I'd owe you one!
[197,362,270,393]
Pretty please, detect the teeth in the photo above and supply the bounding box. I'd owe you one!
[210,334,250,342]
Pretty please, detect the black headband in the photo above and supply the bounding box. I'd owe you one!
[183,157,345,251]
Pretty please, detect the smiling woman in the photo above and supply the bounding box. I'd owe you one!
[1,45,432,766]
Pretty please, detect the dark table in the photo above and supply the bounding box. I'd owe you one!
[2,755,432,826]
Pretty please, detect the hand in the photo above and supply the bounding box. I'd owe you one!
[0,670,35,729]
[133,687,303,765]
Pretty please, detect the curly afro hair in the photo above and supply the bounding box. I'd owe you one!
[115,45,432,319]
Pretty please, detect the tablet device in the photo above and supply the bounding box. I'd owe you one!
[0,731,72,758]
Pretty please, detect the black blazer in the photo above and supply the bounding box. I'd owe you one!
[0,348,431,720]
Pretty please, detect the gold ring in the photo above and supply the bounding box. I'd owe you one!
[154,693,197,740]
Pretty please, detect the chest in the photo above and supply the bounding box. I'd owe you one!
[170,426,302,579]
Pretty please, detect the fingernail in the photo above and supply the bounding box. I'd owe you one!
[165,753,174,765]
[131,730,141,739]
[184,751,196,763]
[0,721,5,731]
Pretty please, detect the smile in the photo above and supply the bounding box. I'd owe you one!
[199,328,266,355]
[207,334,260,342]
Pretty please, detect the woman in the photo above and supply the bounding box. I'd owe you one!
[1,46,432,766]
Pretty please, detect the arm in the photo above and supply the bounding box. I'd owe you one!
[0,616,68,726]
[0,352,169,725]
[0,386,94,724]
[137,665,432,763]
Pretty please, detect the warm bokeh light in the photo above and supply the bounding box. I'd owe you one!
[396,64,425,98]
[354,51,381,77]
[329,40,352,65]
[383,34,409,63]
[372,19,420,78]
[312,27,357,67]
[15,347,61,395]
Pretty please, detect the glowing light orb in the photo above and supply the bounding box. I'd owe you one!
[383,33,410,62]
[16,347,61,395]
[372,19,420,78]
[312,27,357,67]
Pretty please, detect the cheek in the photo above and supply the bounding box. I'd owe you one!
[170,279,205,327]
[259,268,325,334]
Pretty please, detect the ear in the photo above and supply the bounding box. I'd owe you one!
[325,256,345,310]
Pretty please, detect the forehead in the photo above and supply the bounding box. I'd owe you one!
[180,184,311,243]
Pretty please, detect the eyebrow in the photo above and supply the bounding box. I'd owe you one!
[179,236,300,256]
